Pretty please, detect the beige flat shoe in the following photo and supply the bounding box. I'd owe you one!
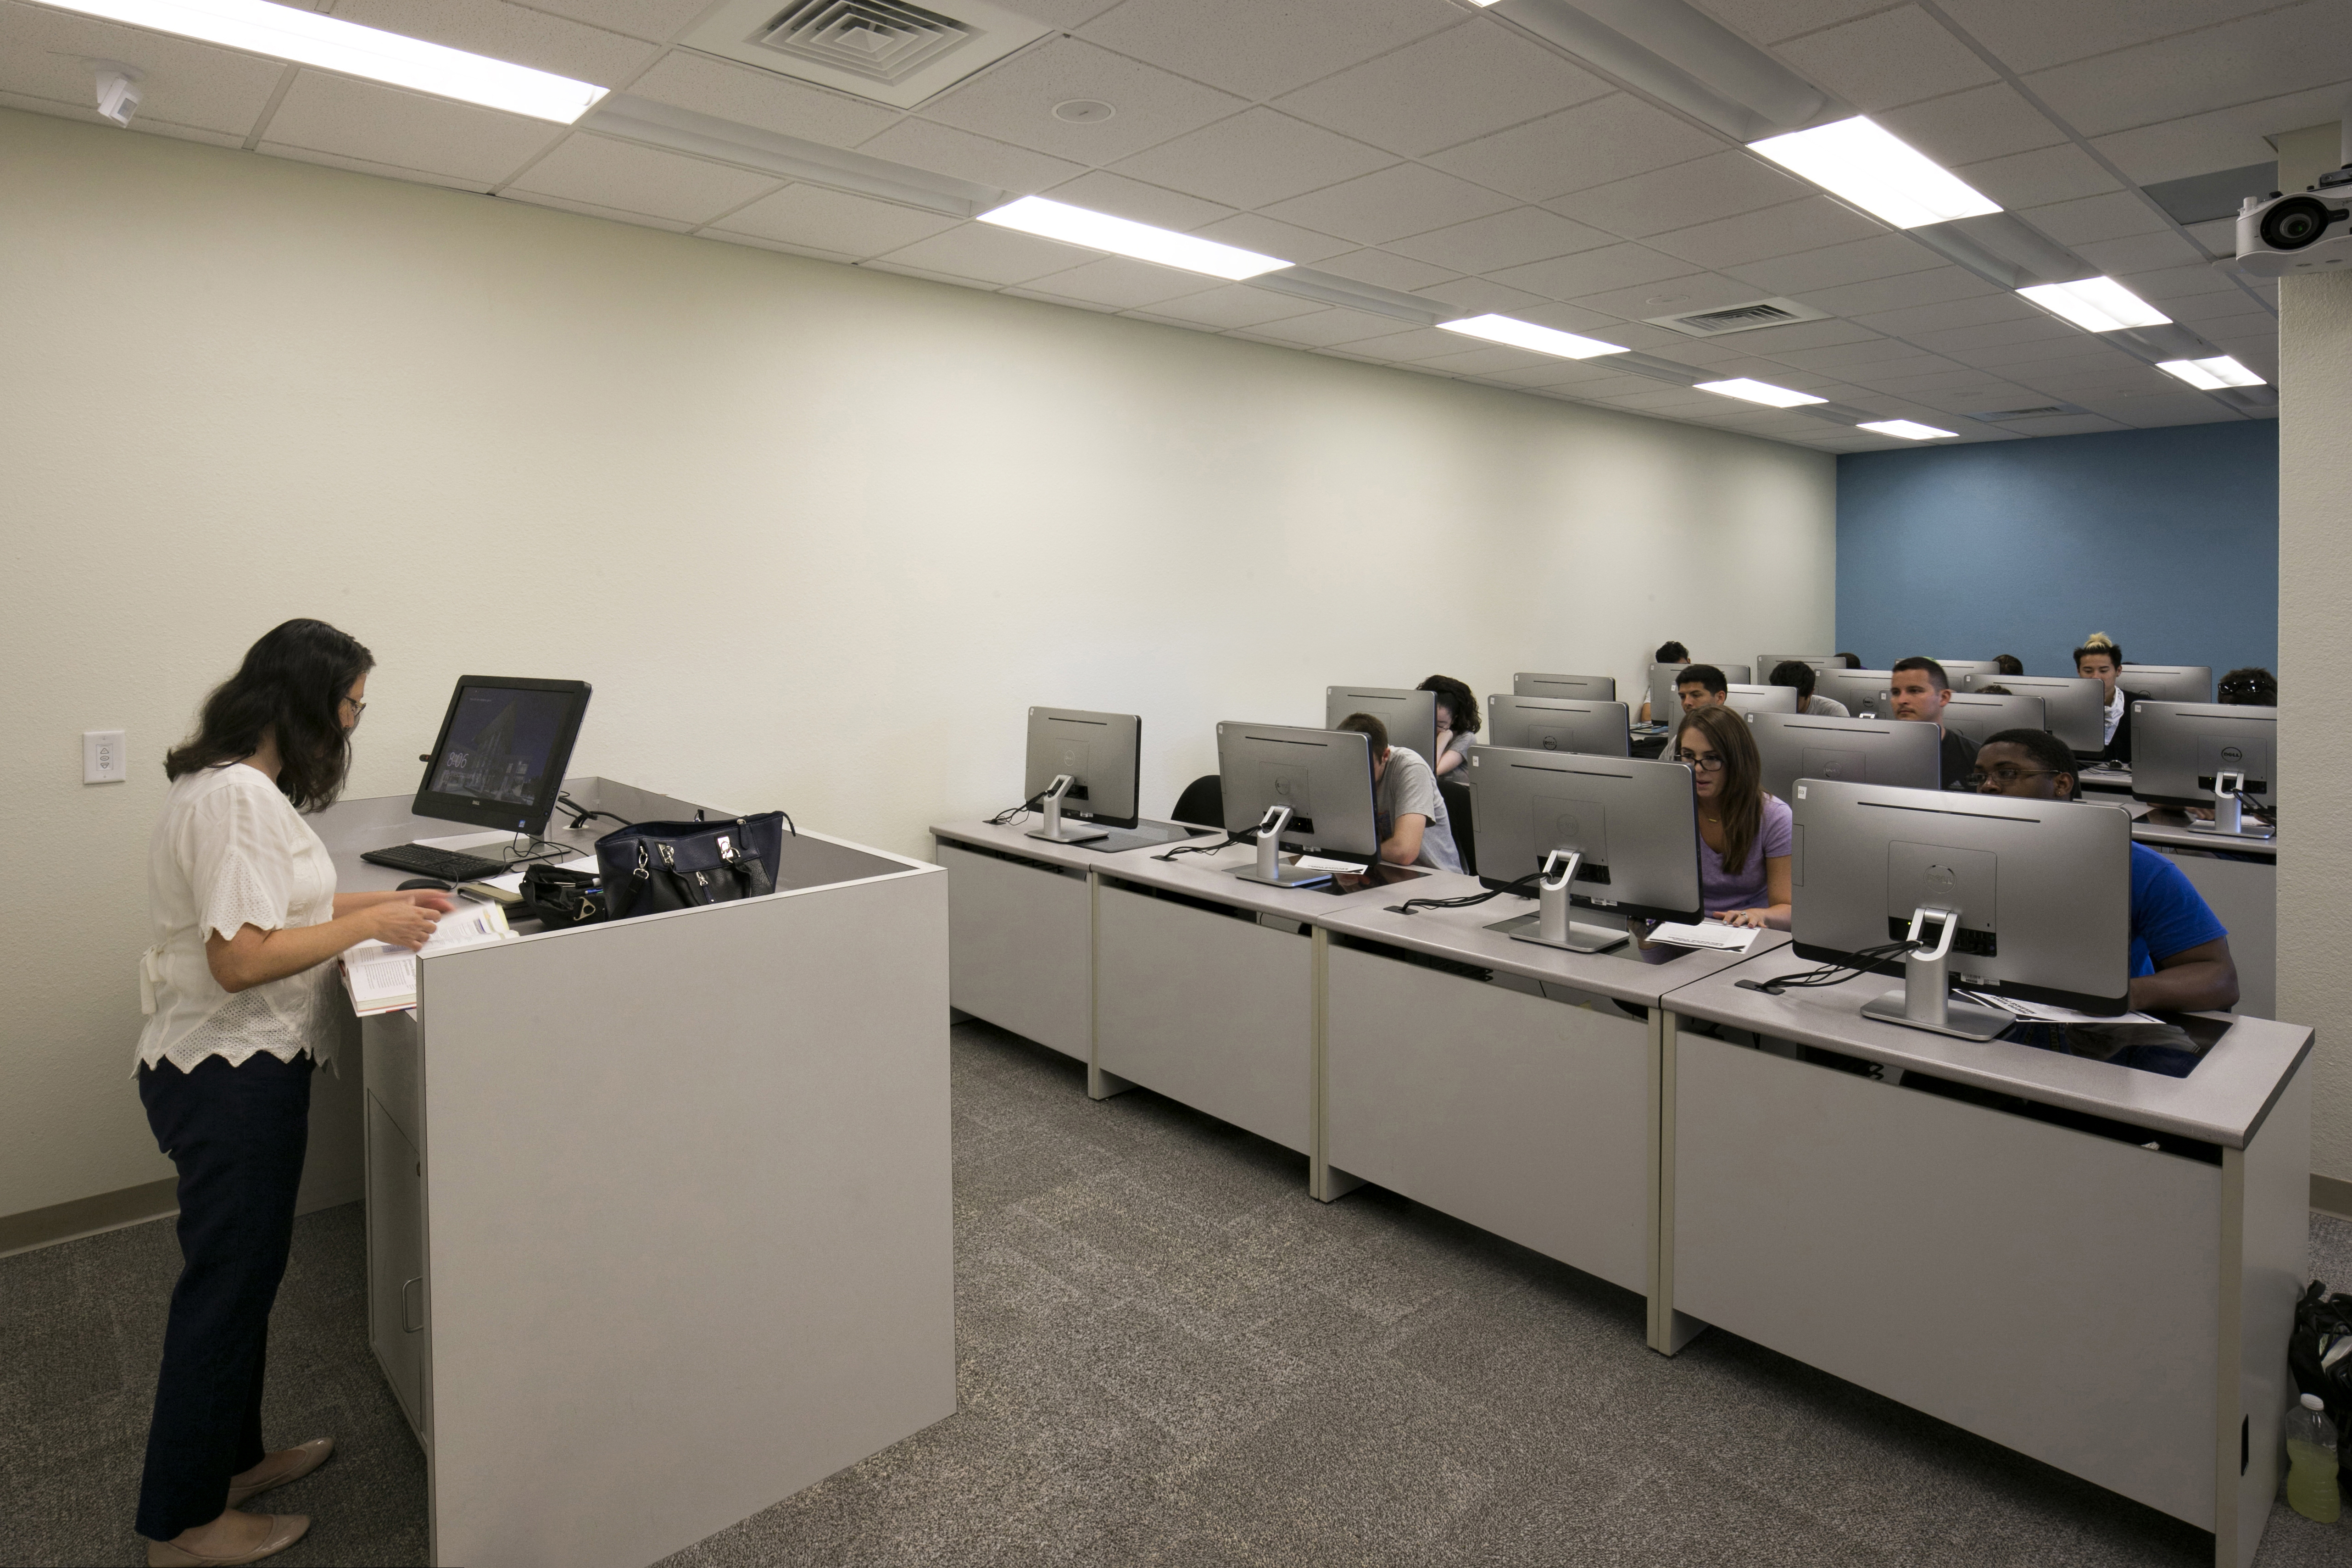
[226,1437,334,1507]
[146,1513,309,1567]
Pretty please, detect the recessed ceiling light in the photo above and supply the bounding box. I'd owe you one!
[2015,277,2172,332]
[1436,314,1625,359]
[1747,116,2001,229]
[38,0,607,122]
[1857,419,1957,440]
[977,195,1288,280]
[2156,355,2265,389]
[1694,378,1826,407]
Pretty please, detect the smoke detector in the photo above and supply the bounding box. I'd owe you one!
[683,0,1049,109]
[93,60,143,126]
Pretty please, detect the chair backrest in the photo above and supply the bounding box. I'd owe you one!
[1438,777,1476,876]
[1171,773,1223,829]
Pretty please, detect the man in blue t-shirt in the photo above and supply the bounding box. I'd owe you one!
[1971,728,2239,1014]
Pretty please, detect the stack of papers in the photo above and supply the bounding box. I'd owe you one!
[342,900,517,1016]
[1955,990,2160,1026]
[1647,921,1761,952]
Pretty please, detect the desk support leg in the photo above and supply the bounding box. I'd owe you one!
[1308,927,1365,1203]
[1648,1008,1709,1356]
[2213,1145,2246,1568]
[1083,872,1133,1101]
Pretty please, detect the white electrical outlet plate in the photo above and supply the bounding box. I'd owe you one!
[84,729,127,784]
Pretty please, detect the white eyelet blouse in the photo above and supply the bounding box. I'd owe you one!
[136,762,340,1074]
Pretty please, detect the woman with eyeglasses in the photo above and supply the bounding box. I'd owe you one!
[1671,702,1792,931]
[134,620,449,1567]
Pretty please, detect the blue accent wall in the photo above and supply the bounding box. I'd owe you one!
[1836,423,2277,685]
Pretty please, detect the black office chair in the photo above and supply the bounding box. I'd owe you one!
[1171,774,1223,830]
[1439,778,1476,875]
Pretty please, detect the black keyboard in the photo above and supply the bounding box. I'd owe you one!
[361,843,513,881]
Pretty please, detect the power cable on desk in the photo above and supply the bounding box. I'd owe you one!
[1154,829,1253,862]
[558,792,632,833]
[989,793,1045,828]
[1386,870,1539,916]
[1734,940,1922,996]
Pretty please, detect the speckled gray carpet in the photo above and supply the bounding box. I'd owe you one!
[6,1019,2349,1566]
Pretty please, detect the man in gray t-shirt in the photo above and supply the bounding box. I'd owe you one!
[1335,713,1462,873]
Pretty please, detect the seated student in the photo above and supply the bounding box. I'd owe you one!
[1834,651,1862,668]
[2073,632,2144,762]
[2218,667,2278,706]
[1672,662,1729,714]
[1670,703,1791,931]
[1993,653,2024,677]
[1639,640,1691,722]
[1971,728,2238,1016]
[1334,712,1462,873]
[1886,657,1977,789]
[1416,674,1480,779]
[1770,659,1847,717]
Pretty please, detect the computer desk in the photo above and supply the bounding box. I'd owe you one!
[321,778,954,1568]
[1656,945,2311,1568]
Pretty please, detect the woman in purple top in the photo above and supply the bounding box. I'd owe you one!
[1674,704,1793,929]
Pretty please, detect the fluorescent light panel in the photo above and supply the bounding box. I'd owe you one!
[2157,355,2265,390]
[37,0,606,121]
[2015,277,2171,332]
[1858,419,1956,440]
[1695,378,1825,408]
[1436,314,1625,360]
[978,196,1287,281]
[1748,117,2000,229]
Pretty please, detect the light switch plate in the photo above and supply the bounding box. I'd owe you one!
[84,729,127,784]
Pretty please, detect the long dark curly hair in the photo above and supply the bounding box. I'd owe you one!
[165,619,375,811]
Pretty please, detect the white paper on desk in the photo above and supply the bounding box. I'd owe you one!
[341,901,515,1015]
[1955,990,2161,1026]
[1291,855,1364,874]
[1647,921,1760,952]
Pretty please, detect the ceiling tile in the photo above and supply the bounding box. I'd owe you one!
[708,183,960,257]
[510,0,713,44]
[1384,206,1616,273]
[1413,343,1560,377]
[1043,170,1236,231]
[998,284,1121,314]
[1948,335,2133,370]
[1239,307,1424,347]
[1724,231,1947,294]
[1905,317,2078,354]
[1017,255,1220,309]
[506,132,779,223]
[1332,325,1495,361]
[856,118,1085,195]
[1771,6,1999,113]
[704,229,857,264]
[2020,4,2352,139]
[1077,0,1460,102]
[2120,261,2247,304]
[1543,150,1812,239]
[1866,367,2032,395]
[2087,83,2347,186]
[1127,284,1326,329]
[1798,266,1999,316]
[1559,272,1780,322]
[1271,17,1613,157]
[1644,196,1887,269]
[2182,219,2235,258]
[1261,162,1516,246]
[1186,211,1355,265]
[1427,95,1725,204]
[918,37,1247,164]
[505,189,702,231]
[1763,336,1941,371]
[1874,83,2065,167]
[870,222,1092,285]
[2015,189,2168,247]
[1850,292,2042,336]
[261,72,561,187]
[1932,0,2285,79]
[621,51,903,149]
[330,0,655,86]
[2069,229,2210,276]
[1678,316,1883,353]
[0,90,245,146]
[992,0,1124,25]
[1109,108,1395,209]
[1312,248,1458,294]
[1486,242,1709,301]
[0,4,284,137]
[1951,144,2120,210]
[858,257,1001,291]
[1415,276,1556,316]
[1693,4,1901,57]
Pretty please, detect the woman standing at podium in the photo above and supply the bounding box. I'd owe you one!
[133,620,448,1567]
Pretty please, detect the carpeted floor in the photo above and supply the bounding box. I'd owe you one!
[5,1019,2348,1566]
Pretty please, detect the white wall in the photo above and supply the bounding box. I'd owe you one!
[2278,269,2352,1193]
[0,109,1834,1222]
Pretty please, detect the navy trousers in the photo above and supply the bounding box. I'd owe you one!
[134,1051,313,1541]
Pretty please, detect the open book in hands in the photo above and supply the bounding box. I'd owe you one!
[341,900,516,1016]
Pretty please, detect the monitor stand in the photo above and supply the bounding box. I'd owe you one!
[2186,771,2274,840]
[1026,774,1108,845]
[1490,850,1625,953]
[1860,905,2010,1041]
[1228,806,1332,888]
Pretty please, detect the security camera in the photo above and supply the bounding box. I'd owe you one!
[94,62,142,127]
[2235,172,2352,277]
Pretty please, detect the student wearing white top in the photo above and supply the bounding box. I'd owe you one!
[135,621,449,1568]
[1416,673,1480,779]
[1769,660,1849,717]
[2074,632,2144,762]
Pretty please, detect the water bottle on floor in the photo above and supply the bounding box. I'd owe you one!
[2286,1393,2341,1523]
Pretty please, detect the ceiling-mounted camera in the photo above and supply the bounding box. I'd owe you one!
[2235,171,2352,277]
[93,61,143,127]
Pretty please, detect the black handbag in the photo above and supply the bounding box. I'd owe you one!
[517,863,606,929]
[596,812,791,921]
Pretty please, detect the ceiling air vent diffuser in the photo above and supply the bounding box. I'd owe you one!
[1643,296,1829,337]
[685,0,1047,108]
[1965,403,2089,422]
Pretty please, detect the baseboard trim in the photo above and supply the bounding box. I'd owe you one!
[2316,1173,2352,1222]
[0,1176,180,1259]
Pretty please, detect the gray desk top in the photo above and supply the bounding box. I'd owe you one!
[930,818,1215,872]
[1660,946,2311,1147]
[2131,809,2278,857]
[1088,839,1420,922]
[1316,873,1790,1008]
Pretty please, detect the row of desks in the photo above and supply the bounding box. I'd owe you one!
[933,819,2311,1568]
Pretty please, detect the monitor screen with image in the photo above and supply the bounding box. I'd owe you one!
[412,677,591,836]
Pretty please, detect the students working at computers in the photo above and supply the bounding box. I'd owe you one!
[1769,660,1849,716]
[2074,633,2142,762]
[1971,728,2239,1014]
[1670,703,1791,931]
[1886,657,1978,789]
[1637,640,1690,723]
[1334,713,1462,873]
[1993,654,2024,677]
[1417,674,1480,779]
[1672,663,1728,712]
[2219,667,2278,705]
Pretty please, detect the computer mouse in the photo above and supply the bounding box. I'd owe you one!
[397,878,456,892]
